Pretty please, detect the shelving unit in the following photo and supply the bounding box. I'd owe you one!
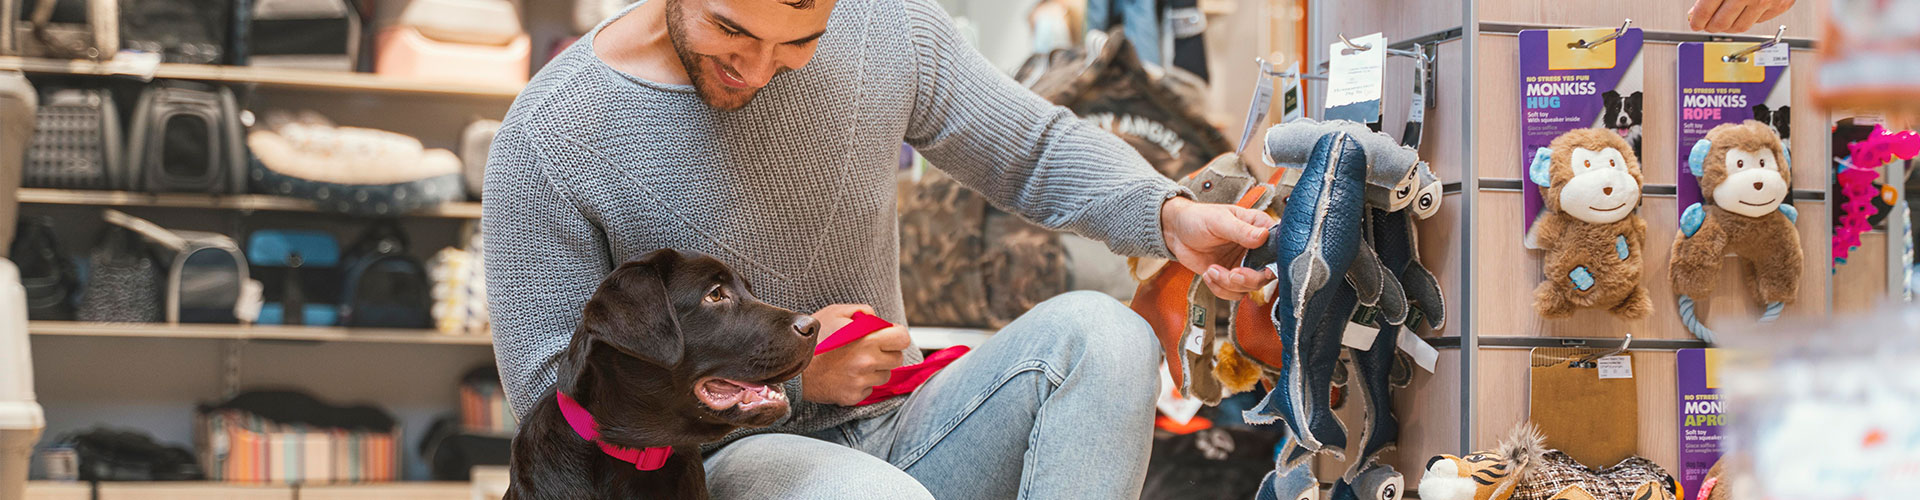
[16,188,484,219]
[26,321,996,351]
[0,56,521,98]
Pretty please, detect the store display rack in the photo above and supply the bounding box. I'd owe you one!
[25,321,994,351]
[16,188,484,219]
[0,56,520,98]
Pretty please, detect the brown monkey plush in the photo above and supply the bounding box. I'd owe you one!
[1671,120,1802,342]
[1527,128,1652,319]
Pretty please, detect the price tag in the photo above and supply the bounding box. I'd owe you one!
[1753,43,1789,67]
[1597,355,1634,379]
[1341,322,1381,350]
[1326,33,1386,118]
[1399,330,1439,373]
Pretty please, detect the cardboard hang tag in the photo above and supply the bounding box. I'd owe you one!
[1530,347,1639,468]
[1326,33,1386,127]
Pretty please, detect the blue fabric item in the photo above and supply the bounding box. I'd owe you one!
[1779,204,1798,223]
[1570,266,1595,291]
[1085,0,1162,65]
[256,304,338,326]
[1254,447,1319,500]
[245,230,340,267]
[1256,131,1369,454]
[1615,235,1630,260]
[1681,203,1705,238]
[1529,146,1555,187]
[1688,139,1713,178]
[249,159,464,217]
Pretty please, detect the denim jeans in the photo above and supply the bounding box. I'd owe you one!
[703,291,1162,499]
[1085,0,1163,66]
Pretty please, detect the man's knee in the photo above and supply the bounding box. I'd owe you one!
[1023,290,1160,382]
[706,434,933,500]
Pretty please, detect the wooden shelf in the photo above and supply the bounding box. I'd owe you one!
[17,188,483,219]
[28,321,995,351]
[0,56,522,98]
[28,321,493,346]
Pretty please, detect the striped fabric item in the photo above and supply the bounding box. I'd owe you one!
[196,409,401,484]
[460,378,516,434]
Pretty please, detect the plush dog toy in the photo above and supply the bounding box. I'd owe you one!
[1671,120,1802,342]
[1527,128,1652,319]
[1419,425,1679,500]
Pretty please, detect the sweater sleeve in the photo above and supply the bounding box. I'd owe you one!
[899,0,1186,259]
[482,128,613,419]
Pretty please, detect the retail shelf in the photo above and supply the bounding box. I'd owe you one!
[0,56,522,98]
[29,321,994,351]
[27,321,493,346]
[16,188,483,219]
[24,481,471,500]
[909,326,995,350]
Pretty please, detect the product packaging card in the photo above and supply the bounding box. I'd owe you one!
[1519,27,1645,247]
[1677,42,1793,214]
[1530,347,1639,467]
[1677,348,1726,497]
[1326,33,1386,128]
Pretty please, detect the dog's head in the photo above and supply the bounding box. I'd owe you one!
[561,249,819,443]
[1601,90,1644,131]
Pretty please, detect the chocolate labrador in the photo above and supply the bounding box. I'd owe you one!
[505,249,820,500]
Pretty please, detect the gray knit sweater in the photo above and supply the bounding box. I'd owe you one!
[482,0,1181,445]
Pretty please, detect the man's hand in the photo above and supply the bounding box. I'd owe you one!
[801,304,911,406]
[1161,197,1277,301]
[1688,0,1794,33]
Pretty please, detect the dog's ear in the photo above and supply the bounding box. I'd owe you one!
[582,249,687,368]
[1753,104,1771,123]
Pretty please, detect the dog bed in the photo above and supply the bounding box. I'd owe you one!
[247,111,464,216]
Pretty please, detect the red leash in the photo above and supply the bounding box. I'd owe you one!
[815,312,970,406]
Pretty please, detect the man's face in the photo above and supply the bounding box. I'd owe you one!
[664,0,835,110]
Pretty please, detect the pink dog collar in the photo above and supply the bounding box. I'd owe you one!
[556,391,672,471]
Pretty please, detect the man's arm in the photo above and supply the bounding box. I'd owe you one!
[482,128,613,419]
[900,0,1185,259]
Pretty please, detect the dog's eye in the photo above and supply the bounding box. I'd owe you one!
[704,285,729,303]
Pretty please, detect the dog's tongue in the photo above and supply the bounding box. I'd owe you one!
[1616,127,1632,136]
[698,379,788,411]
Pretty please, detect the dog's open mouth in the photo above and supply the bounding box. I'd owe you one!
[695,377,789,412]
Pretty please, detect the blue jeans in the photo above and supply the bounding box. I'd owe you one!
[703,291,1162,499]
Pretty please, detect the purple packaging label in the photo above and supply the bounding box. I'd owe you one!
[1677,348,1725,496]
[1676,42,1792,215]
[1519,28,1645,246]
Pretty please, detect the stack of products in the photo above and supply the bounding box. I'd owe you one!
[195,390,401,484]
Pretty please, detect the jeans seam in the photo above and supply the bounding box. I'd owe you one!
[892,359,1062,471]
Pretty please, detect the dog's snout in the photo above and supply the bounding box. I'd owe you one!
[792,316,819,338]
[1603,187,1613,196]
[1754,181,1764,190]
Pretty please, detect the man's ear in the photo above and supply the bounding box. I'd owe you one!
[1528,147,1555,188]
[581,249,686,368]
[1688,139,1713,178]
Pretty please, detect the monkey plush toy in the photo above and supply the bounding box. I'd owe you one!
[1671,121,1802,342]
[1528,128,1652,319]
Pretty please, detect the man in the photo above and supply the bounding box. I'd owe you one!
[482,0,1274,495]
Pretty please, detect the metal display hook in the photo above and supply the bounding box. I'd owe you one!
[1573,19,1633,49]
[1723,25,1788,63]
[1573,334,1633,367]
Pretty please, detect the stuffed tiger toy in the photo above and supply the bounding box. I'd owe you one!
[1419,425,1680,500]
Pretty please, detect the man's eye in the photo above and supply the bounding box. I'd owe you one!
[705,286,729,303]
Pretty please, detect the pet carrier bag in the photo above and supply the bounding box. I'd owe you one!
[1,0,117,59]
[376,0,523,46]
[338,222,431,328]
[419,415,508,481]
[23,85,124,191]
[118,0,233,64]
[246,229,340,326]
[126,80,247,195]
[248,111,464,216]
[91,210,261,324]
[374,0,529,85]
[76,212,166,324]
[0,71,30,254]
[242,0,360,70]
[9,217,77,321]
[0,258,45,500]
[197,390,400,484]
[458,118,498,200]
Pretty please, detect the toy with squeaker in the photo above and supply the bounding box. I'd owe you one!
[1527,128,1652,319]
[1671,121,1802,343]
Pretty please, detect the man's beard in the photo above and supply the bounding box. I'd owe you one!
[664,0,757,111]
